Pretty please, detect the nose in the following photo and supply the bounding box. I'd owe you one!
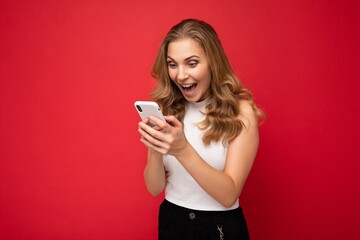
[176,66,189,82]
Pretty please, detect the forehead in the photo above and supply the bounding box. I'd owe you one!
[167,38,206,60]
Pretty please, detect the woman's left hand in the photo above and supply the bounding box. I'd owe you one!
[138,115,189,157]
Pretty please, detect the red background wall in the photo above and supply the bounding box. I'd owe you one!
[1,0,359,239]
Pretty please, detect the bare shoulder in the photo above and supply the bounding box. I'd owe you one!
[237,100,258,129]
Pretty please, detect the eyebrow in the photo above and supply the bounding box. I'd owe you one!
[167,55,200,62]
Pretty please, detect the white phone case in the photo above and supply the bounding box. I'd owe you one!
[134,101,165,126]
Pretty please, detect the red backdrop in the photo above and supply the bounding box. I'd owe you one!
[1,0,359,239]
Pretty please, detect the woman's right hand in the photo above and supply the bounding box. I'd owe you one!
[138,115,190,158]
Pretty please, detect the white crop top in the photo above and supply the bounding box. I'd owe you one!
[163,98,239,211]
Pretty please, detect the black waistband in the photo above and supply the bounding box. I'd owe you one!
[161,199,242,219]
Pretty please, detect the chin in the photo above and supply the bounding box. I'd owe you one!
[183,95,199,103]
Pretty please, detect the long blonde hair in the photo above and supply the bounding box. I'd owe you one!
[151,19,264,145]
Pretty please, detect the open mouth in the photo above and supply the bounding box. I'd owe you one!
[181,83,197,92]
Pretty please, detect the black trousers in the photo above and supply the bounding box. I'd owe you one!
[158,200,250,240]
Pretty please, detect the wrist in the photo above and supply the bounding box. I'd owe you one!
[148,149,163,160]
[174,142,193,161]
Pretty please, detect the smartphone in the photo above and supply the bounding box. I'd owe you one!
[134,101,165,127]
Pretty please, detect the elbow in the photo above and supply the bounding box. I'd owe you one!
[147,188,163,197]
[219,189,242,208]
[145,182,165,197]
[143,170,166,197]
[221,197,239,209]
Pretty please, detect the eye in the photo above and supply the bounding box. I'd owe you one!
[188,61,198,68]
[168,62,177,69]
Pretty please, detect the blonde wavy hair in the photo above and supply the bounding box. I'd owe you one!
[151,19,264,145]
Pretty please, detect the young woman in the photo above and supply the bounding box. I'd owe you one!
[138,19,264,240]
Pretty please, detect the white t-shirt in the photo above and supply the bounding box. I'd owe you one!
[163,98,239,211]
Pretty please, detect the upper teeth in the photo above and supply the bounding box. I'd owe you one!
[182,84,193,88]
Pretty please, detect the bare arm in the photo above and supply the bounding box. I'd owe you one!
[139,119,166,196]
[143,150,166,196]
